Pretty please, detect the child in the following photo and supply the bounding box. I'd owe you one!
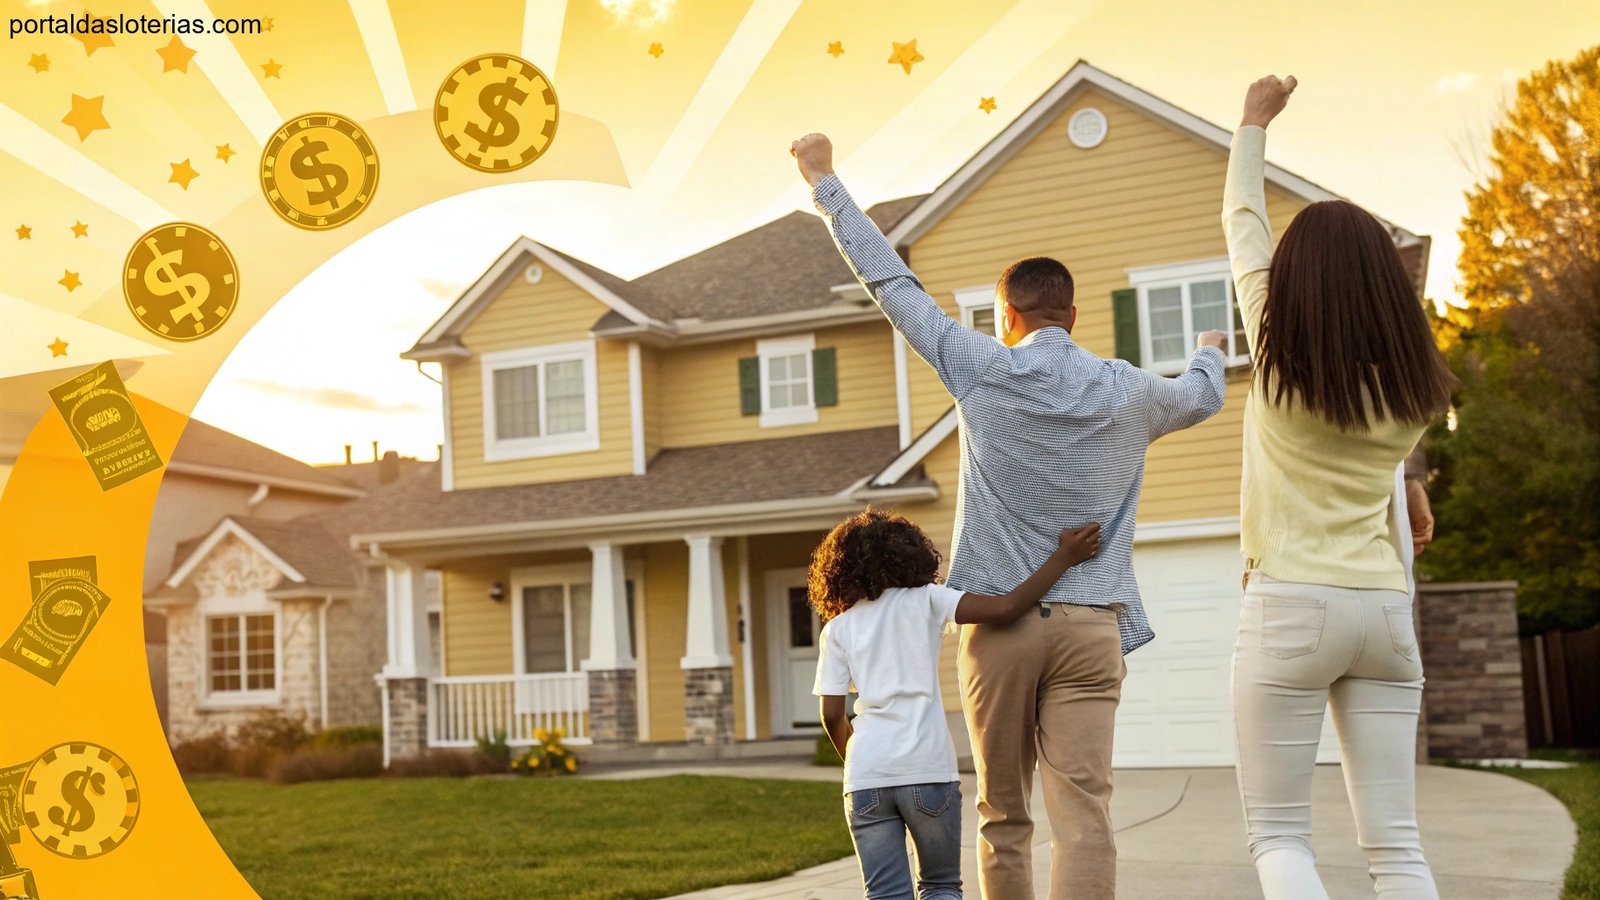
[810,509,1101,899]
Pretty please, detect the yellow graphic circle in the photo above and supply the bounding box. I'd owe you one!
[22,742,139,859]
[434,53,559,172]
[260,112,380,229]
[122,222,240,343]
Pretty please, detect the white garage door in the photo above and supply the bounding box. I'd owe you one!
[1114,535,1340,768]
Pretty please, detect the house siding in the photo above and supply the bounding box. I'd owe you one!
[903,87,1308,524]
[656,322,899,449]
[446,271,634,490]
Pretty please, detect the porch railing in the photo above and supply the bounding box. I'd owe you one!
[427,672,591,747]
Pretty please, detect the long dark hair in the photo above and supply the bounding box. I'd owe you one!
[1257,200,1456,431]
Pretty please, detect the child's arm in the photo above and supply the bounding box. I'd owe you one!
[954,523,1101,625]
[819,695,852,762]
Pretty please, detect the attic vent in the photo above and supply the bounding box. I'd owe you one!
[1068,107,1108,149]
[524,263,544,285]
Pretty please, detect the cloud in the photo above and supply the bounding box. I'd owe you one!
[418,277,464,301]
[1433,72,1479,95]
[231,379,432,414]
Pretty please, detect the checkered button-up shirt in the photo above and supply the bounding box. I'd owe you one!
[814,174,1227,653]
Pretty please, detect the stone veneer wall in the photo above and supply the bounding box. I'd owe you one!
[1416,581,1528,760]
[684,667,735,745]
[587,669,639,745]
[321,563,388,728]
[385,677,430,760]
[164,595,322,742]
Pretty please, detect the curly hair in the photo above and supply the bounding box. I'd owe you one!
[808,509,943,622]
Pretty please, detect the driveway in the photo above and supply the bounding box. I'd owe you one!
[615,763,1575,899]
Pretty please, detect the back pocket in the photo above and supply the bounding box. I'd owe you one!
[912,782,955,817]
[1259,597,1326,660]
[1384,604,1419,660]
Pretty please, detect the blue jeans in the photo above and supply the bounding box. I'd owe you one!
[845,781,963,900]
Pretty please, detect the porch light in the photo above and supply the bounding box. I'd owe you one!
[489,581,505,603]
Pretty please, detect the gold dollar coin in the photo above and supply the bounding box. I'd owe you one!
[22,742,139,859]
[434,53,559,172]
[123,222,239,342]
[260,112,379,229]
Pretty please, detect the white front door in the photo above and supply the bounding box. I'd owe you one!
[766,569,822,734]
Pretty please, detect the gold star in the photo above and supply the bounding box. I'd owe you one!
[827,41,844,58]
[888,39,924,75]
[61,94,109,142]
[59,271,82,292]
[70,221,88,238]
[73,13,115,56]
[169,159,200,190]
[215,143,236,163]
[28,53,50,73]
[647,42,664,59]
[264,16,274,32]
[157,36,196,73]
[979,96,997,113]
[48,337,69,358]
[261,58,282,78]
[15,225,31,240]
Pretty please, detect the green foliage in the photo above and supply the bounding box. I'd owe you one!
[267,745,384,784]
[1426,45,1600,632]
[813,734,843,767]
[313,725,383,749]
[187,774,854,899]
[170,732,233,776]
[1493,761,1600,898]
[473,728,512,769]
[511,727,580,776]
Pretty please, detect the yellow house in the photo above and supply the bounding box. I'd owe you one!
[363,61,1429,767]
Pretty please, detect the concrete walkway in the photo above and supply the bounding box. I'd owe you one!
[587,762,1576,899]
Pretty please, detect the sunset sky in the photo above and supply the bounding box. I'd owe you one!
[5,1,1595,465]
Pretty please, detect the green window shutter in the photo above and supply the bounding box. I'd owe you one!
[1112,287,1141,366]
[738,356,761,415]
[812,347,838,407]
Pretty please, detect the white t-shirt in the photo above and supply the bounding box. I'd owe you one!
[812,583,965,795]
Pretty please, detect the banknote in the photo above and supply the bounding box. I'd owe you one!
[0,558,110,686]
[0,835,40,899]
[0,761,26,845]
[47,361,164,491]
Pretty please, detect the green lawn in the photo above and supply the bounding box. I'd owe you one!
[186,774,853,900]
[1492,759,1599,899]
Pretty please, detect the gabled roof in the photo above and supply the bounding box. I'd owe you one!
[886,60,1425,251]
[169,419,364,498]
[404,196,924,358]
[164,515,361,595]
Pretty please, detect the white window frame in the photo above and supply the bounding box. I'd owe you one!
[509,562,644,676]
[479,340,601,462]
[1125,258,1250,375]
[200,608,282,708]
[756,334,818,428]
[954,284,1001,339]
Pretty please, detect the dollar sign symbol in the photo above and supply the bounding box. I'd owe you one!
[463,77,526,152]
[48,766,103,837]
[290,135,348,210]
[142,236,210,324]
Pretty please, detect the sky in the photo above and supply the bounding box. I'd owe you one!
[145,1,1600,464]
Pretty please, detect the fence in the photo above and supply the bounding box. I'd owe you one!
[1521,627,1600,749]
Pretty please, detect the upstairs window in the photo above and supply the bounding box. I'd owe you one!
[955,284,1000,339]
[738,334,838,428]
[480,341,600,461]
[1115,259,1249,374]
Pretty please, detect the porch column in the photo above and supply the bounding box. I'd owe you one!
[380,562,431,763]
[681,534,735,744]
[582,542,638,745]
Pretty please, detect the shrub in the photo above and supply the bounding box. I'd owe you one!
[267,745,384,784]
[511,727,580,776]
[813,735,843,767]
[475,729,512,769]
[313,725,383,750]
[386,750,503,778]
[170,733,233,776]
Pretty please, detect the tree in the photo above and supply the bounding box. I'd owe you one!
[1421,45,1600,633]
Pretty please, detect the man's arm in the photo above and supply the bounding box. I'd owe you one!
[1143,334,1229,441]
[954,524,1101,624]
[1223,76,1296,356]
[793,134,999,399]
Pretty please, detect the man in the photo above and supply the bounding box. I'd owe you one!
[793,133,1227,899]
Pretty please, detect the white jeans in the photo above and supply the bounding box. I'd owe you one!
[1231,572,1439,900]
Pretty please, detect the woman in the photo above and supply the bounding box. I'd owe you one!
[1223,75,1457,900]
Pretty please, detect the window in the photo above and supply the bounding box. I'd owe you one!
[1125,259,1249,374]
[516,579,637,674]
[756,334,817,427]
[205,613,277,701]
[955,284,1000,339]
[480,341,600,461]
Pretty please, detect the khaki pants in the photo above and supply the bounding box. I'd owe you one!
[959,603,1124,900]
